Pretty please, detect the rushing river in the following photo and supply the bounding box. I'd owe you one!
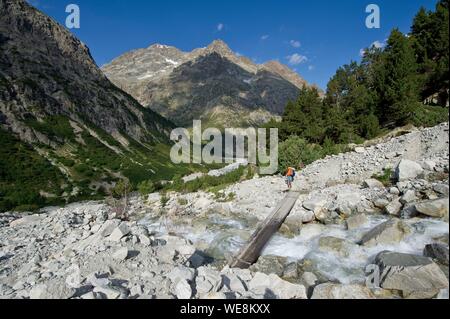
[139,211,448,284]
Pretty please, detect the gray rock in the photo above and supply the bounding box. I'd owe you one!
[364,179,385,189]
[282,211,303,236]
[302,211,316,223]
[108,223,131,242]
[374,197,390,209]
[400,190,417,204]
[201,292,227,299]
[248,272,272,292]
[389,187,400,195]
[424,243,449,266]
[87,273,111,288]
[249,255,287,276]
[29,284,48,299]
[65,264,82,289]
[98,220,120,237]
[248,272,306,299]
[282,262,299,279]
[222,273,247,292]
[195,267,222,295]
[318,236,354,257]
[415,198,449,219]
[112,247,129,261]
[167,266,196,284]
[346,214,368,230]
[395,159,424,182]
[29,280,74,299]
[301,272,318,291]
[433,184,449,196]
[375,251,449,299]
[138,234,152,246]
[311,283,375,299]
[302,197,327,211]
[10,215,44,228]
[175,279,192,299]
[268,274,307,299]
[385,198,403,216]
[314,207,331,223]
[360,219,410,246]
[422,160,436,171]
[93,286,122,299]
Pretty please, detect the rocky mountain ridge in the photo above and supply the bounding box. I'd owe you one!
[102,40,314,127]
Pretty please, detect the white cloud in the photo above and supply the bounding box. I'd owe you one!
[360,40,386,57]
[217,23,224,31]
[359,48,367,57]
[261,35,270,40]
[371,40,385,49]
[290,40,301,48]
[308,65,315,71]
[287,53,308,65]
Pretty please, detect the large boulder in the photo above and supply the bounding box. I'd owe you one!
[359,219,410,246]
[414,198,449,219]
[375,251,449,299]
[395,160,424,182]
[311,283,375,299]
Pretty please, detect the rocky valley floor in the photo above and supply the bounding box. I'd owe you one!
[0,123,449,299]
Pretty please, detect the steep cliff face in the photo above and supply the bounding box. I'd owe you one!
[0,0,172,146]
[102,40,314,128]
[0,0,193,211]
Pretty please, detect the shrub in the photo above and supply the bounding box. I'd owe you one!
[278,136,323,172]
[372,168,394,187]
[412,105,449,128]
[112,180,133,199]
[137,180,156,196]
[160,194,170,207]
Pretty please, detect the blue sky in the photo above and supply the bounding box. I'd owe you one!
[28,0,439,89]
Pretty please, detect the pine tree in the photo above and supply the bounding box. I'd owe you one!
[374,29,419,127]
[411,0,449,106]
[280,86,325,143]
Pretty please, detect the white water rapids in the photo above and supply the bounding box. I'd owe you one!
[139,211,448,285]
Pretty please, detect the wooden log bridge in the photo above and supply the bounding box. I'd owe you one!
[229,191,301,269]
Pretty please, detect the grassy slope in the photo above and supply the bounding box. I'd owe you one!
[0,115,202,212]
[0,128,67,212]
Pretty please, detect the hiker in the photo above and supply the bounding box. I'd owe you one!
[285,166,296,189]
